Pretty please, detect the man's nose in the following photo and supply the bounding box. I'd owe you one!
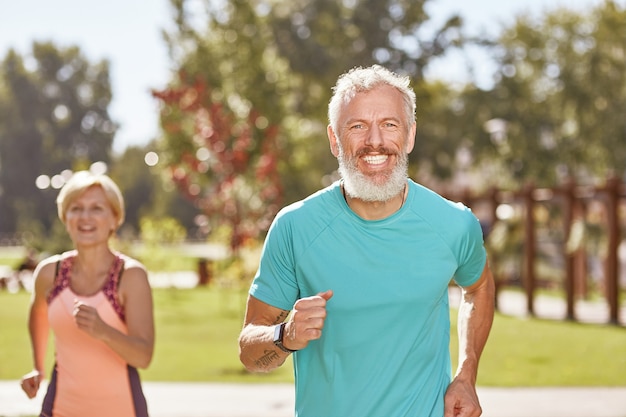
[364,125,384,148]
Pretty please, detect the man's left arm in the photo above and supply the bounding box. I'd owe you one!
[445,262,496,417]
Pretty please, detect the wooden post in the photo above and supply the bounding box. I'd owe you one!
[573,198,588,300]
[562,179,576,321]
[523,183,536,316]
[197,258,212,286]
[604,176,621,325]
[488,187,500,310]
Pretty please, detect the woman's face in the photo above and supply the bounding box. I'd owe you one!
[64,185,117,247]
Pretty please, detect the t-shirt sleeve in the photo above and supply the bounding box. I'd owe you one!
[249,211,300,311]
[453,207,487,287]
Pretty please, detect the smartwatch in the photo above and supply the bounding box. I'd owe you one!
[273,322,297,353]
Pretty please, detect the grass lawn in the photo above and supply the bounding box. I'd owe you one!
[1,286,624,386]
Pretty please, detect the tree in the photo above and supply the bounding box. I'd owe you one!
[152,74,282,254]
[161,0,468,203]
[467,0,626,186]
[111,143,201,239]
[268,0,462,82]
[0,42,115,242]
[109,146,158,236]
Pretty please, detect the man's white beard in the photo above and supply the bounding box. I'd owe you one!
[338,148,408,203]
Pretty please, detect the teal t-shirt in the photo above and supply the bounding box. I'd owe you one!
[250,179,487,417]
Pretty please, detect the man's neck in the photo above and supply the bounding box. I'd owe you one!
[342,182,407,220]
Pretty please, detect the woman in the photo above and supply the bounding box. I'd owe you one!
[21,171,154,417]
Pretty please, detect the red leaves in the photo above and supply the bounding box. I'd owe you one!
[152,72,282,250]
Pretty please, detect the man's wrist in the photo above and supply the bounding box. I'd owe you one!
[273,322,298,353]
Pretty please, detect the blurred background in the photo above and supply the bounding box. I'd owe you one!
[1,0,624,309]
[0,1,625,411]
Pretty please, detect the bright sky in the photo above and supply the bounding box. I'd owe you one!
[0,0,620,154]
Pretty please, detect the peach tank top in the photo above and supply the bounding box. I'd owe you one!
[41,251,148,417]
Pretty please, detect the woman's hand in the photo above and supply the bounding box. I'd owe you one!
[20,370,42,399]
[73,300,108,339]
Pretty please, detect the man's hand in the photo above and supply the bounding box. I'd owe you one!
[283,290,333,351]
[444,378,482,417]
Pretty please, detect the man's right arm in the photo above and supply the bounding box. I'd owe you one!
[238,290,333,372]
[238,295,292,372]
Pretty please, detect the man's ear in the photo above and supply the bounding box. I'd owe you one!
[328,125,340,157]
[405,122,416,154]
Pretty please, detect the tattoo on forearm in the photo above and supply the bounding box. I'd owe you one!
[272,310,289,325]
[250,310,289,368]
[254,349,280,368]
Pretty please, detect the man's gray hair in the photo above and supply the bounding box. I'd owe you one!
[328,65,416,135]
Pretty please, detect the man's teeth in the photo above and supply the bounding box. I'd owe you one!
[363,155,388,164]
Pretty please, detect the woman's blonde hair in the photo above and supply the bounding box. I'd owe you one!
[56,170,125,227]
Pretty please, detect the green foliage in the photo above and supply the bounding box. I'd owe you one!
[1,1,624,273]
[2,288,624,385]
[0,43,115,236]
[109,146,160,235]
[20,219,73,255]
[409,81,492,182]
[152,76,283,251]
[468,1,626,185]
[135,216,189,271]
[140,216,187,245]
[162,0,470,204]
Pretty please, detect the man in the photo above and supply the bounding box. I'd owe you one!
[238,65,495,417]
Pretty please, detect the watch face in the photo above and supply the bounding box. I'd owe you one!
[272,323,295,353]
[273,323,282,343]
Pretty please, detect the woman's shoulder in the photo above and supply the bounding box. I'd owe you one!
[33,254,63,277]
[34,250,79,276]
[116,254,152,298]
[31,254,64,296]
[117,254,149,279]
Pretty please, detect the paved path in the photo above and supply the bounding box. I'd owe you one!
[2,381,625,417]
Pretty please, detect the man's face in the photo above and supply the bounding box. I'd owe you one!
[329,85,415,202]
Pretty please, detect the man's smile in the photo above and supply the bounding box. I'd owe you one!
[362,154,388,165]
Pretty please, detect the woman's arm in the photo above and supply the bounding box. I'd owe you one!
[74,260,154,369]
[22,258,56,398]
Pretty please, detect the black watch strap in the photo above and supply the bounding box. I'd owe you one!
[273,322,297,353]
